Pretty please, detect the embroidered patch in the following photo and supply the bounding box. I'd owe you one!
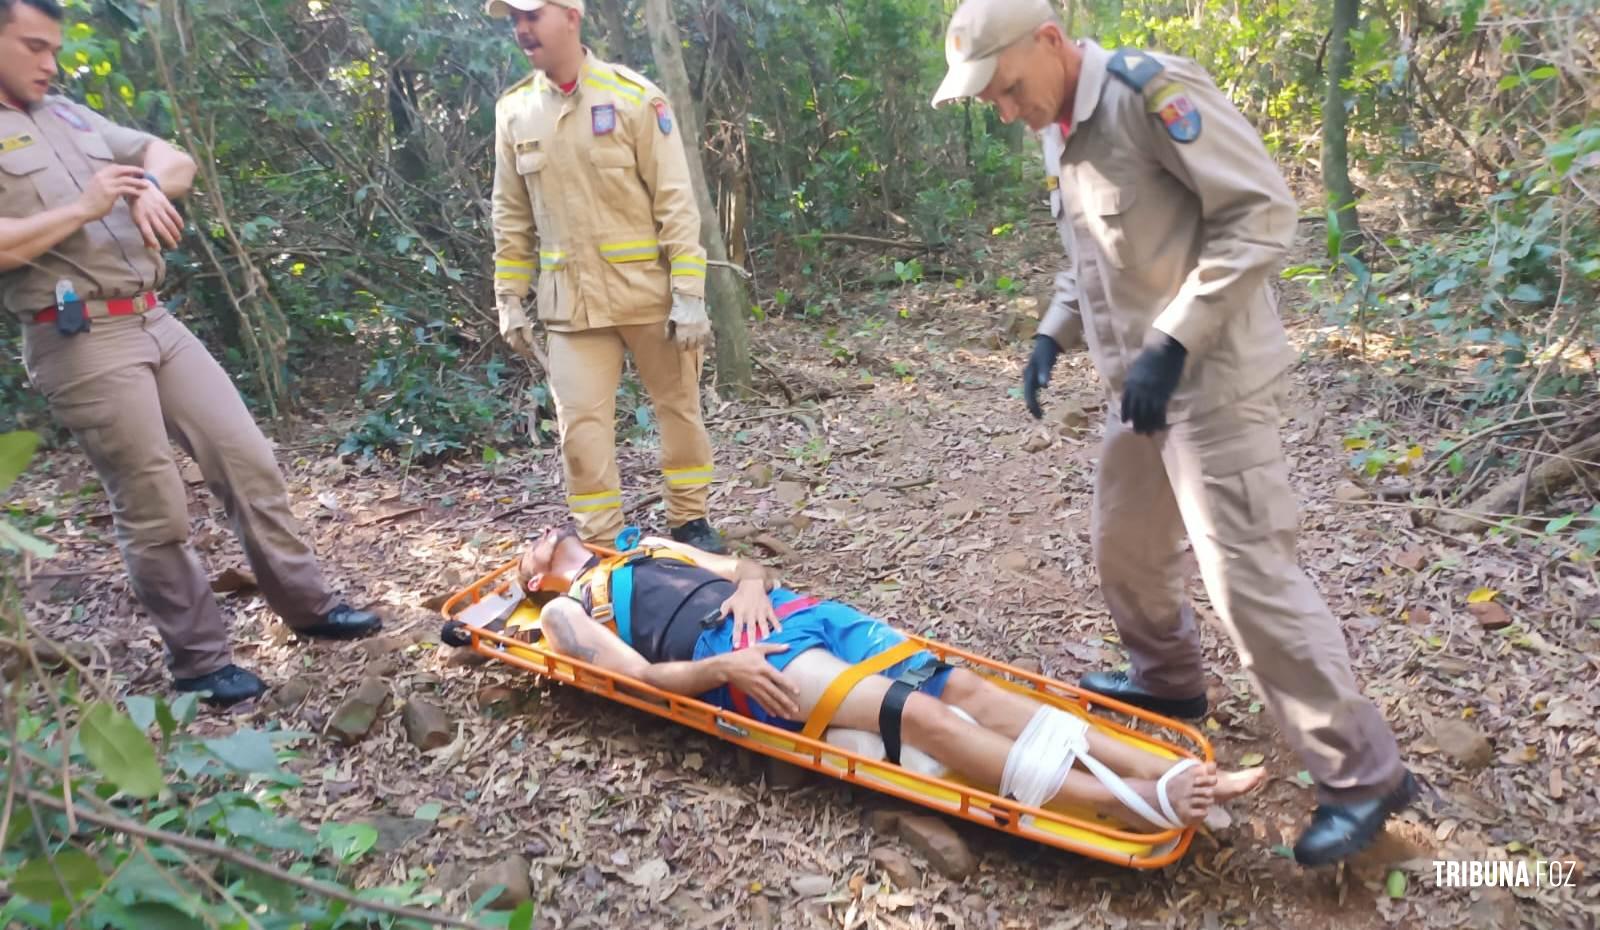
[652,98,673,135]
[591,103,616,136]
[0,133,35,153]
[1153,87,1201,144]
[52,105,90,132]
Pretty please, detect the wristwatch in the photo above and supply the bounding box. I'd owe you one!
[142,171,162,192]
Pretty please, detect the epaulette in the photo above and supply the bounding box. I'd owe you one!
[1104,49,1165,92]
[498,72,537,102]
[609,63,657,98]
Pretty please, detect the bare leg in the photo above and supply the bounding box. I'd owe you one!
[783,656,1257,828]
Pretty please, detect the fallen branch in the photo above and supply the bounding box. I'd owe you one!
[811,232,931,251]
[1417,411,1568,477]
[1436,430,1600,533]
[17,788,494,930]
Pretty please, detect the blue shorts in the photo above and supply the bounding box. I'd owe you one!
[691,588,952,729]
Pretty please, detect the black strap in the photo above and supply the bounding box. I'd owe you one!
[878,680,916,766]
[877,660,951,766]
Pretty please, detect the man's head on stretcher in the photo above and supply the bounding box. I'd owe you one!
[511,526,1267,831]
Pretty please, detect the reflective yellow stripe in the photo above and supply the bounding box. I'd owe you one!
[568,490,622,514]
[584,71,643,104]
[539,250,566,271]
[671,256,707,278]
[496,259,534,282]
[599,239,661,263]
[665,467,714,488]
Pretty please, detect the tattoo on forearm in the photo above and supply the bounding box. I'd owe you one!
[542,607,598,664]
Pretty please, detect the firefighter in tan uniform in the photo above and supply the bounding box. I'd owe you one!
[488,0,724,553]
[0,0,380,707]
[933,0,1416,867]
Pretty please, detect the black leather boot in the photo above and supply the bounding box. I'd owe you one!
[295,604,384,640]
[1293,770,1420,866]
[1079,670,1208,719]
[173,663,267,707]
[670,518,726,554]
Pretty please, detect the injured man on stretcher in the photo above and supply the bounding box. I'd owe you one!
[515,525,1266,831]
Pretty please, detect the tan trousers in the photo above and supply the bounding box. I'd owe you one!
[23,307,337,679]
[546,322,715,544]
[1091,376,1404,803]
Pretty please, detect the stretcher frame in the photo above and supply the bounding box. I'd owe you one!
[440,557,1213,870]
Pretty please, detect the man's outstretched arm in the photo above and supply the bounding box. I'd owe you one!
[539,597,799,717]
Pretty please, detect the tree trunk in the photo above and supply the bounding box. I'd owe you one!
[1436,431,1600,534]
[592,0,634,63]
[1322,0,1363,256]
[642,0,752,397]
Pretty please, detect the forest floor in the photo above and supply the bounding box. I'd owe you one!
[11,209,1600,930]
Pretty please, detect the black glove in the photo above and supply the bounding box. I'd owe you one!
[1022,335,1062,419]
[1120,333,1188,434]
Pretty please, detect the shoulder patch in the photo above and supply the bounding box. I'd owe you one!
[1147,82,1202,144]
[51,104,91,132]
[651,98,673,135]
[1105,49,1165,92]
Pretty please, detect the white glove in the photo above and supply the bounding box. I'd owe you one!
[497,293,536,358]
[667,293,712,351]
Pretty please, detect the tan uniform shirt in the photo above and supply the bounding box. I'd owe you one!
[1038,42,1298,421]
[0,94,162,321]
[491,51,706,333]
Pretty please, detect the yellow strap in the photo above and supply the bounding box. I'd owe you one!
[800,639,925,740]
[575,547,697,623]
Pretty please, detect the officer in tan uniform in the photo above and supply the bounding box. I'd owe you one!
[488,0,724,553]
[932,0,1416,866]
[0,0,380,707]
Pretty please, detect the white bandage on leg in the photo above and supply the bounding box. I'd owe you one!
[999,705,1195,831]
[999,706,1088,808]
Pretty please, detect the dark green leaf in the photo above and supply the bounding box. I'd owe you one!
[124,696,157,734]
[13,849,105,904]
[80,702,164,799]
[203,729,280,775]
[107,903,206,930]
[0,522,56,558]
[509,901,535,930]
[0,431,40,494]
[318,822,379,863]
[1508,283,1542,302]
[223,805,317,853]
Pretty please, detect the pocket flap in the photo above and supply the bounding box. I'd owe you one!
[75,132,113,161]
[516,150,547,175]
[1092,186,1136,215]
[0,143,51,176]
[589,146,636,170]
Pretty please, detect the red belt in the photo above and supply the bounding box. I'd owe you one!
[727,595,821,718]
[34,291,158,325]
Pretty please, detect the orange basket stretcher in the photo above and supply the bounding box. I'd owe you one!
[439,557,1213,870]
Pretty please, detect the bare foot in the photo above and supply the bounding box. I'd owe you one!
[1113,761,1218,829]
[1216,766,1268,803]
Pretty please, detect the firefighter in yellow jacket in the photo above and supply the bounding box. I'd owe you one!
[488,0,724,553]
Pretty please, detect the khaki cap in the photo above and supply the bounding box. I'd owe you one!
[485,0,585,17]
[932,0,1056,107]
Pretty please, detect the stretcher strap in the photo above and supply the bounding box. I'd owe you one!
[800,639,923,740]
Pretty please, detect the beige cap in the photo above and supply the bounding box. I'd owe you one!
[932,0,1056,107]
[485,0,585,18]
